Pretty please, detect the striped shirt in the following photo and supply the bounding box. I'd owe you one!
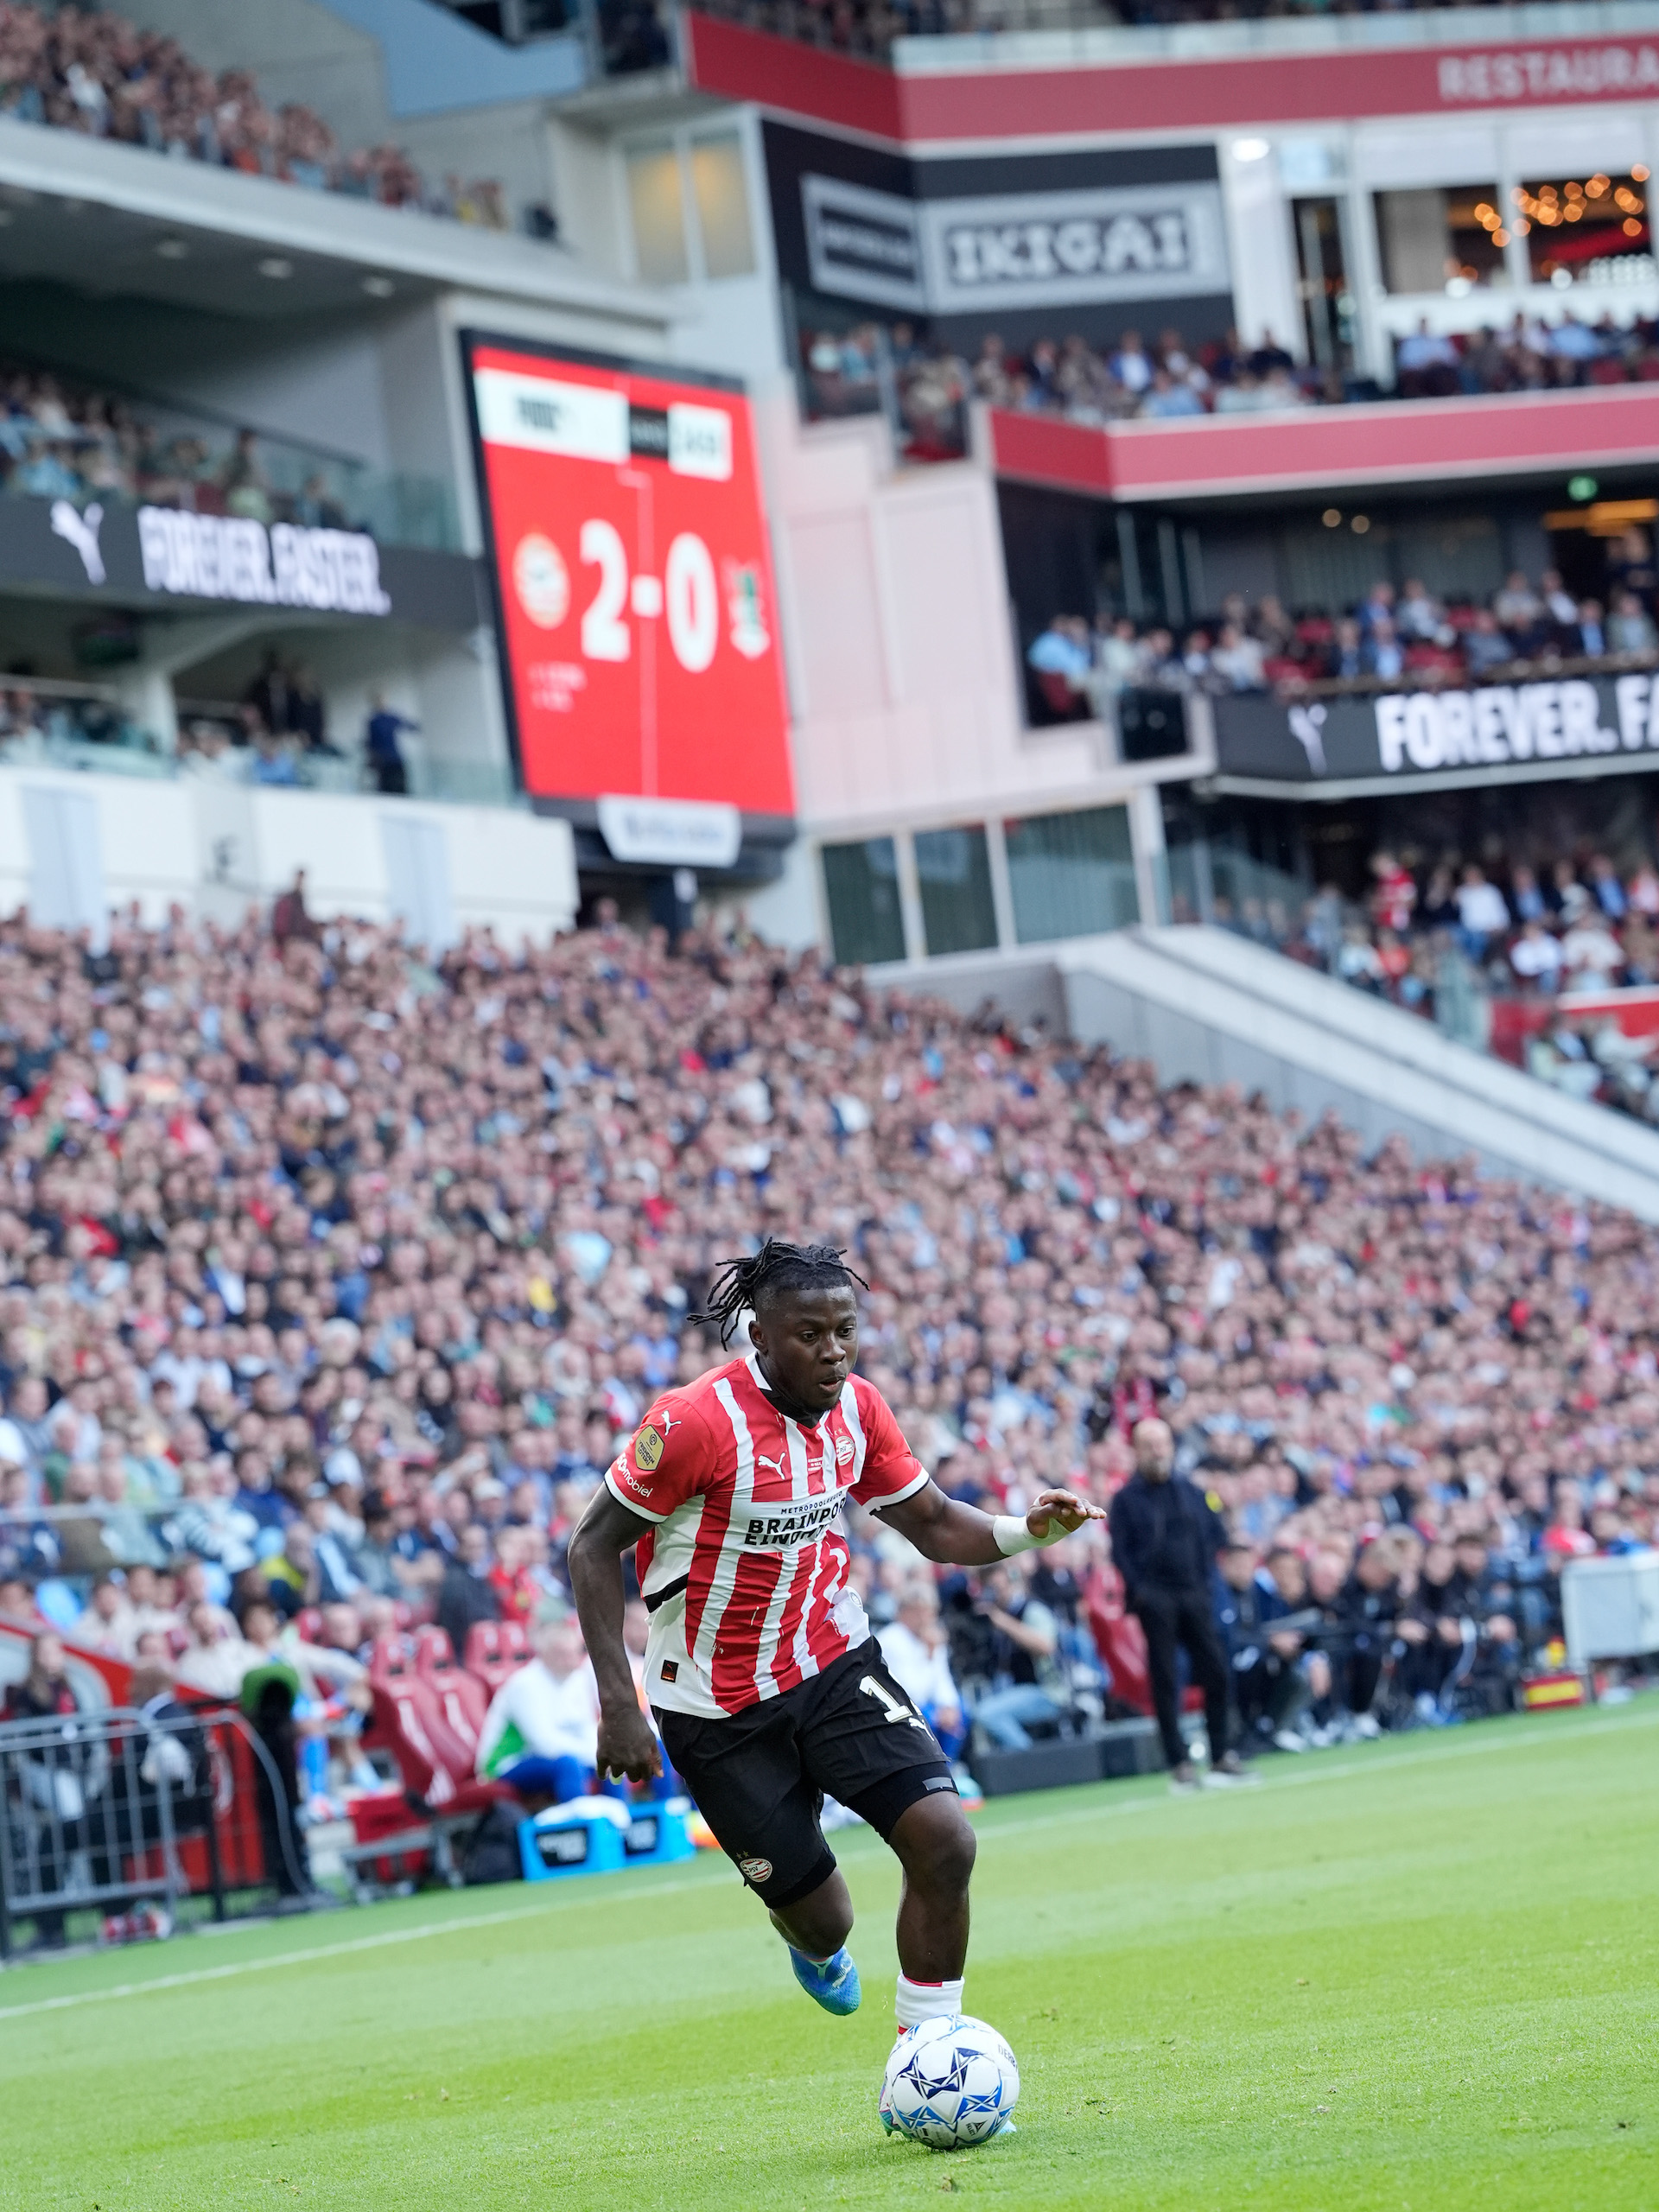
[604,1354,930,1718]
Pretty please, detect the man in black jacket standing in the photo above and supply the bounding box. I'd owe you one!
[1108,1418,1252,1792]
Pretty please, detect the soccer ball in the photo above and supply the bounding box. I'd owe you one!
[880,2014,1020,2150]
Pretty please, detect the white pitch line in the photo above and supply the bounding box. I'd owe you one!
[0,1866,722,2026]
[1,1709,1650,2024]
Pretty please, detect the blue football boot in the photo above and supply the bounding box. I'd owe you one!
[789,1945,861,2016]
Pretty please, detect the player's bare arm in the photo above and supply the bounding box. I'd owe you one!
[568,1485,663,1783]
[873,1479,1104,1565]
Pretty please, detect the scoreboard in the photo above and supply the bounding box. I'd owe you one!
[465,335,794,828]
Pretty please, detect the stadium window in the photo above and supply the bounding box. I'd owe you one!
[626,142,690,285]
[1375,185,1509,294]
[1517,172,1653,289]
[624,127,758,287]
[1004,805,1138,945]
[822,838,906,965]
[690,133,756,281]
[913,826,997,957]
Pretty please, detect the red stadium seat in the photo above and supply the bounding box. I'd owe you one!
[1033,668,1087,721]
[414,1625,490,1754]
[464,1618,531,1695]
[364,1632,500,1813]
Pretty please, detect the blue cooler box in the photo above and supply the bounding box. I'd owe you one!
[519,1798,694,1881]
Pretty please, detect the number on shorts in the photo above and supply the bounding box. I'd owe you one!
[860,1675,932,1733]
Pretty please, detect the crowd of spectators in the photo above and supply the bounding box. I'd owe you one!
[1393,309,1659,400]
[0,680,413,794]
[1252,843,1659,1128]
[1026,543,1659,724]
[803,310,1659,461]
[695,0,1536,61]
[0,3,510,230]
[0,357,370,527]
[0,895,1649,1821]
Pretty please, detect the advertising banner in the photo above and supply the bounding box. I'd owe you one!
[691,12,1659,144]
[1213,672,1659,788]
[0,492,476,627]
[804,175,1228,318]
[464,334,793,825]
[766,120,1232,346]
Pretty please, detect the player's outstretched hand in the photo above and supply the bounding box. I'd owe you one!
[597,1702,664,1785]
[1027,1488,1106,1541]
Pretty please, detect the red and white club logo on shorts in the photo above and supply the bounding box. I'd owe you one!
[738,1856,772,1884]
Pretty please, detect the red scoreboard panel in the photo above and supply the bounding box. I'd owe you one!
[466,336,794,823]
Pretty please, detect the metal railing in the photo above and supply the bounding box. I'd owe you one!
[0,1700,310,1957]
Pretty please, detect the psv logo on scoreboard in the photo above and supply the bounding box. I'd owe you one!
[468,335,792,823]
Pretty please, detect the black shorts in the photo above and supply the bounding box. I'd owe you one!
[655,1638,958,1910]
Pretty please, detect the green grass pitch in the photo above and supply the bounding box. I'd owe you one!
[3,1701,1656,2211]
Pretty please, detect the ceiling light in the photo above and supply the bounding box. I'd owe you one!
[362,275,395,298]
[1322,508,1341,528]
[257,256,293,279]
[1231,137,1271,163]
[155,237,188,260]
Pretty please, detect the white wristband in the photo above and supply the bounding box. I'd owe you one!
[992,1514,1039,1558]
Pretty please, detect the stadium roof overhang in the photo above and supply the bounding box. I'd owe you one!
[0,112,673,332]
[985,391,1659,512]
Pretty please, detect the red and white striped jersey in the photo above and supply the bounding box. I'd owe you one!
[604,1353,931,1718]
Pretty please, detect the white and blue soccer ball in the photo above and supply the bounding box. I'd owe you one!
[880,2014,1020,2150]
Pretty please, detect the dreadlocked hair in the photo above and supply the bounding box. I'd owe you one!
[694,1239,870,1347]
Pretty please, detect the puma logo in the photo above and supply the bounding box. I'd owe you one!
[1287,701,1327,777]
[50,499,105,585]
[754,1452,785,1477]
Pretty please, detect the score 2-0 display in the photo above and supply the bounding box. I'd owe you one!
[466,336,794,820]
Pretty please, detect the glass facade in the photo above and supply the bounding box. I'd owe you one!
[822,837,906,965]
[1006,804,1138,944]
[914,826,997,956]
[626,143,689,285]
[690,133,756,280]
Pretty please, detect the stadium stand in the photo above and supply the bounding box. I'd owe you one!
[804,308,1659,460]
[0,899,1649,1821]
[0,2,510,228]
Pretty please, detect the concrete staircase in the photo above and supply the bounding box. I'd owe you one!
[885,924,1659,1222]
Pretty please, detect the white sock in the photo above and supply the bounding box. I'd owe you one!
[896,1973,964,2031]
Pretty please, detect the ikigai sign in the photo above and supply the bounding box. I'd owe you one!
[803,174,1229,316]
